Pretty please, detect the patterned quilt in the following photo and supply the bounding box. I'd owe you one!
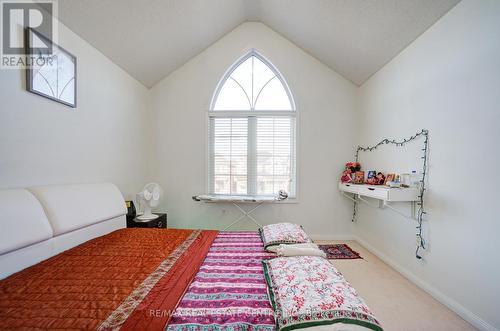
[259,223,311,251]
[0,228,218,331]
[167,231,276,331]
[262,256,383,331]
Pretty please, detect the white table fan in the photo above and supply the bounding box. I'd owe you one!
[135,183,163,221]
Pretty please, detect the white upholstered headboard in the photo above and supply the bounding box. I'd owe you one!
[0,183,127,279]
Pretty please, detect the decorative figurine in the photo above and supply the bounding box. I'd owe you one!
[341,162,361,183]
[341,168,353,183]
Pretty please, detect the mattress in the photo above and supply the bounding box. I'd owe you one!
[0,228,218,330]
[167,231,276,331]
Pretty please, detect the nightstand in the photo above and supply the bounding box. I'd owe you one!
[126,213,167,228]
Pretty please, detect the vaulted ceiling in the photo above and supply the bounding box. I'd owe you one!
[58,0,460,88]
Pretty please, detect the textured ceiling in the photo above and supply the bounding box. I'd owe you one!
[58,0,460,88]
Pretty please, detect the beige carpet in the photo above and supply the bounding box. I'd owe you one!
[315,240,476,331]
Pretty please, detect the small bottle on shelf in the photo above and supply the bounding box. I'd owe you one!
[411,170,420,188]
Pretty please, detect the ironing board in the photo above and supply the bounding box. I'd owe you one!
[192,195,285,230]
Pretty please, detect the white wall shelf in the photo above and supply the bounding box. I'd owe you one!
[339,183,419,220]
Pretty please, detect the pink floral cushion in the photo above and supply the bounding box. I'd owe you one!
[263,256,383,331]
[259,223,311,251]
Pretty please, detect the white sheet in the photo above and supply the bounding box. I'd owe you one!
[275,243,326,258]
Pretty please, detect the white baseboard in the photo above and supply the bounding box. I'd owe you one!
[310,234,354,241]
[352,236,498,331]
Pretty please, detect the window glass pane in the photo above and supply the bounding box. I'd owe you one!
[256,156,273,176]
[273,156,291,176]
[214,156,230,174]
[252,57,275,106]
[257,176,275,196]
[232,175,247,195]
[256,176,292,196]
[213,78,251,110]
[254,77,292,110]
[272,176,292,194]
[210,118,248,195]
[214,175,230,195]
[255,117,294,196]
[230,155,247,175]
[230,57,253,103]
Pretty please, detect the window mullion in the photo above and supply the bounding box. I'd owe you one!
[247,116,257,195]
[208,117,215,194]
[290,117,297,197]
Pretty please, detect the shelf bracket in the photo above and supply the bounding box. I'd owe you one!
[341,191,357,203]
[381,200,416,220]
[356,195,381,209]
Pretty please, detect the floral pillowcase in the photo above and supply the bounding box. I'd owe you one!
[259,223,312,252]
[262,256,383,331]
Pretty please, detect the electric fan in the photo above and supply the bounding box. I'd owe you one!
[136,183,163,221]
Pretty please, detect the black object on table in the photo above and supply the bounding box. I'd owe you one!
[126,213,167,228]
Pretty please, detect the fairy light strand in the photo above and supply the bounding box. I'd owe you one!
[351,129,429,259]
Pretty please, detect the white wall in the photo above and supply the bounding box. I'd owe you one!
[149,22,358,237]
[355,1,500,330]
[0,21,149,199]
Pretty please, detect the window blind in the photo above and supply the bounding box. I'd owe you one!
[208,116,296,197]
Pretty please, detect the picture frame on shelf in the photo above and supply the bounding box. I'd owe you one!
[384,173,395,186]
[354,171,365,184]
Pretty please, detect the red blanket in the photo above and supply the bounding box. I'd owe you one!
[0,228,218,330]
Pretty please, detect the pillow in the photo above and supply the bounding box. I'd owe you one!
[275,243,326,258]
[259,223,311,252]
[262,256,383,331]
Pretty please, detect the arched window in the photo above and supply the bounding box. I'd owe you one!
[209,51,296,198]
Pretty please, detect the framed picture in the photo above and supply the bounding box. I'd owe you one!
[384,173,395,186]
[354,171,365,184]
[25,28,77,108]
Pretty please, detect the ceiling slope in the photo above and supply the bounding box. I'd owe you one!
[254,0,461,85]
[58,0,460,88]
[58,0,248,88]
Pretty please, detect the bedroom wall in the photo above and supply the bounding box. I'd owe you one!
[0,20,149,199]
[354,0,500,330]
[148,22,358,238]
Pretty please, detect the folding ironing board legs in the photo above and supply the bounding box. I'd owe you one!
[224,202,264,230]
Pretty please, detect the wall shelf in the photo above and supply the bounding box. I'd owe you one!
[339,183,419,220]
[347,129,429,259]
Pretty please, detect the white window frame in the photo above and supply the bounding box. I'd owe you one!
[206,50,299,202]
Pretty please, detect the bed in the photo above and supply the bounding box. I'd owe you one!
[0,183,216,330]
[167,231,276,331]
[0,183,382,331]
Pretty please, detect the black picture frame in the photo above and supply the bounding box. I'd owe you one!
[25,28,77,108]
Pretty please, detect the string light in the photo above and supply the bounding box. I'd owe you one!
[351,129,429,259]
